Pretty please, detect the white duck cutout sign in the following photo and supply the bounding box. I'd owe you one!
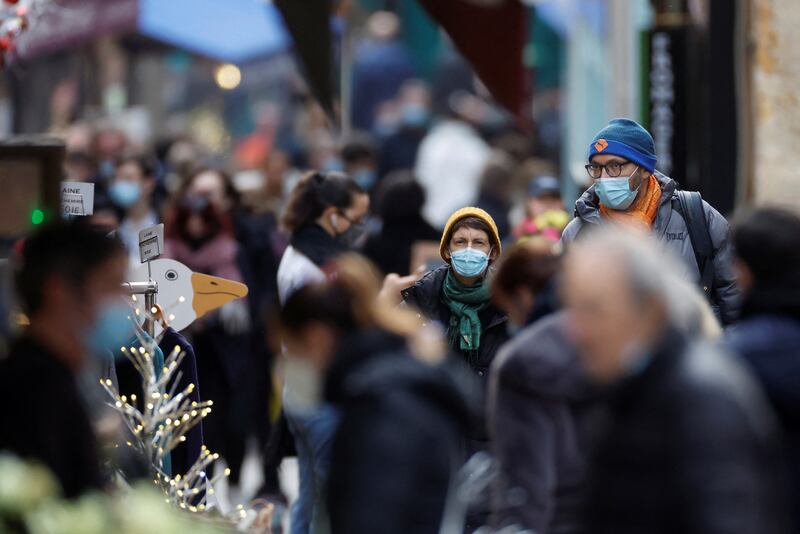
[128,258,249,337]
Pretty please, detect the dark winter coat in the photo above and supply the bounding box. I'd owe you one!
[325,329,471,534]
[488,312,601,533]
[726,295,800,533]
[401,265,508,380]
[0,336,104,498]
[561,172,740,324]
[584,330,792,534]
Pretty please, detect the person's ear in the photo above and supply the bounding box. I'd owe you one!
[42,276,74,315]
[320,205,339,225]
[514,287,535,314]
[144,176,157,196]
[489,247,499,262]
[734,259,754,294]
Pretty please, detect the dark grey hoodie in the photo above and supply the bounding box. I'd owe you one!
[561,172,740,325]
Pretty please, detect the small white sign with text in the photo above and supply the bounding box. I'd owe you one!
[138,223,165,263]
[61,182,95,216]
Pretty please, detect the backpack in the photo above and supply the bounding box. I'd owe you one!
[672,190,715,298]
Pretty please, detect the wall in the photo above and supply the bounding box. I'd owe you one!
[750,0,800,204]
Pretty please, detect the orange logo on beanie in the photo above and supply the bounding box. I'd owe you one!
[594,139,609,152]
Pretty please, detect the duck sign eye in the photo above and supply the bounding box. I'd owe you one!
[165,269,179,281]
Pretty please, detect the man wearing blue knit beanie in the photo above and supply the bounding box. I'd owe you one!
[562,118,740,325]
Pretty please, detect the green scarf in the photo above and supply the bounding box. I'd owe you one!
[441,269,491,360]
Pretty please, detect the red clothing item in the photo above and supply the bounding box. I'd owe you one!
[164,234,243,283]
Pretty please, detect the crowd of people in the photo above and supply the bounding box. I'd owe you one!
[1,71,800,534]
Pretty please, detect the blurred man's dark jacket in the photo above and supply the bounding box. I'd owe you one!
[0,336,104,498]
[727,287,800,533]
[584,330,792,534]
[325,329,471,534]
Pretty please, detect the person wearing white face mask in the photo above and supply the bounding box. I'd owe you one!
[561,118,740,325]
[108,155,159,265]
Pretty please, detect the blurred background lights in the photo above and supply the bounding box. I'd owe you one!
[214,63,241,90]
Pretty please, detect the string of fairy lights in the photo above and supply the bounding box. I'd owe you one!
[99,308,254,525]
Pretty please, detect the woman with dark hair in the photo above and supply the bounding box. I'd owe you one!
[277,171,369,304]
[163,194,251,485]
[183,166,283,498]
[276,171,368,534]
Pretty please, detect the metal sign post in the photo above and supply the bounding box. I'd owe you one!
[121,280,158,338]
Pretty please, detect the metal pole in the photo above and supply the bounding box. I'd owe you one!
[121,280,158,338]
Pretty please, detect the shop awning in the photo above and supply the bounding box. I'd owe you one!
[16,0,289,64]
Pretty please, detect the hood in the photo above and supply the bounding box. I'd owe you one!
[498,312,591,401]
[573,171,678,225]
[324,328,472,430]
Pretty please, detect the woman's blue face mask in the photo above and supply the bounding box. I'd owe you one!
[450,247,491,278]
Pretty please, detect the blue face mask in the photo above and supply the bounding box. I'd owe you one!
[353,169,377,191]
[86,300,134,357]
[595,166,640,211]
[322,157,344,173]
[400,104,430,129]
[450,248,490,278]
[109,181,142,209]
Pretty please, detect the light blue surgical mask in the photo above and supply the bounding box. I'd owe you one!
[108,181,142,209]
[322,156,344,173]
[353,168,377,191]
[595,166,640,211]
[86,300,134,356]
[400,103,430,129]
[451,247,490,278]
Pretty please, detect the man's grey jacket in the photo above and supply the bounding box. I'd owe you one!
[561,172,740,325]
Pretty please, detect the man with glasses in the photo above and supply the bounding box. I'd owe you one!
[561,118,740,325]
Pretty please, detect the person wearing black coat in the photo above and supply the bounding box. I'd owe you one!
[279,254,472,534]
[403,265,507,380]
[325,329,471,534]
[726,207,800,533]
[401,207,508,380]
[489,313,600,533]
[563,229,792,534]
[400,207,507,532]
[0,221,129,497]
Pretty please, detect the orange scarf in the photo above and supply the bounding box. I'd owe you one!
[599,174,661,232]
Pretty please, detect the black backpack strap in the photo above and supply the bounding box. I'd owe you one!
[675,190,715,296]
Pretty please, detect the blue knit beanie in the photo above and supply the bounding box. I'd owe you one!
[588,118,657,173]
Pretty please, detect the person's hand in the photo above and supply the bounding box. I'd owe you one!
[219,299,251,335]
[379,265,426,307]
